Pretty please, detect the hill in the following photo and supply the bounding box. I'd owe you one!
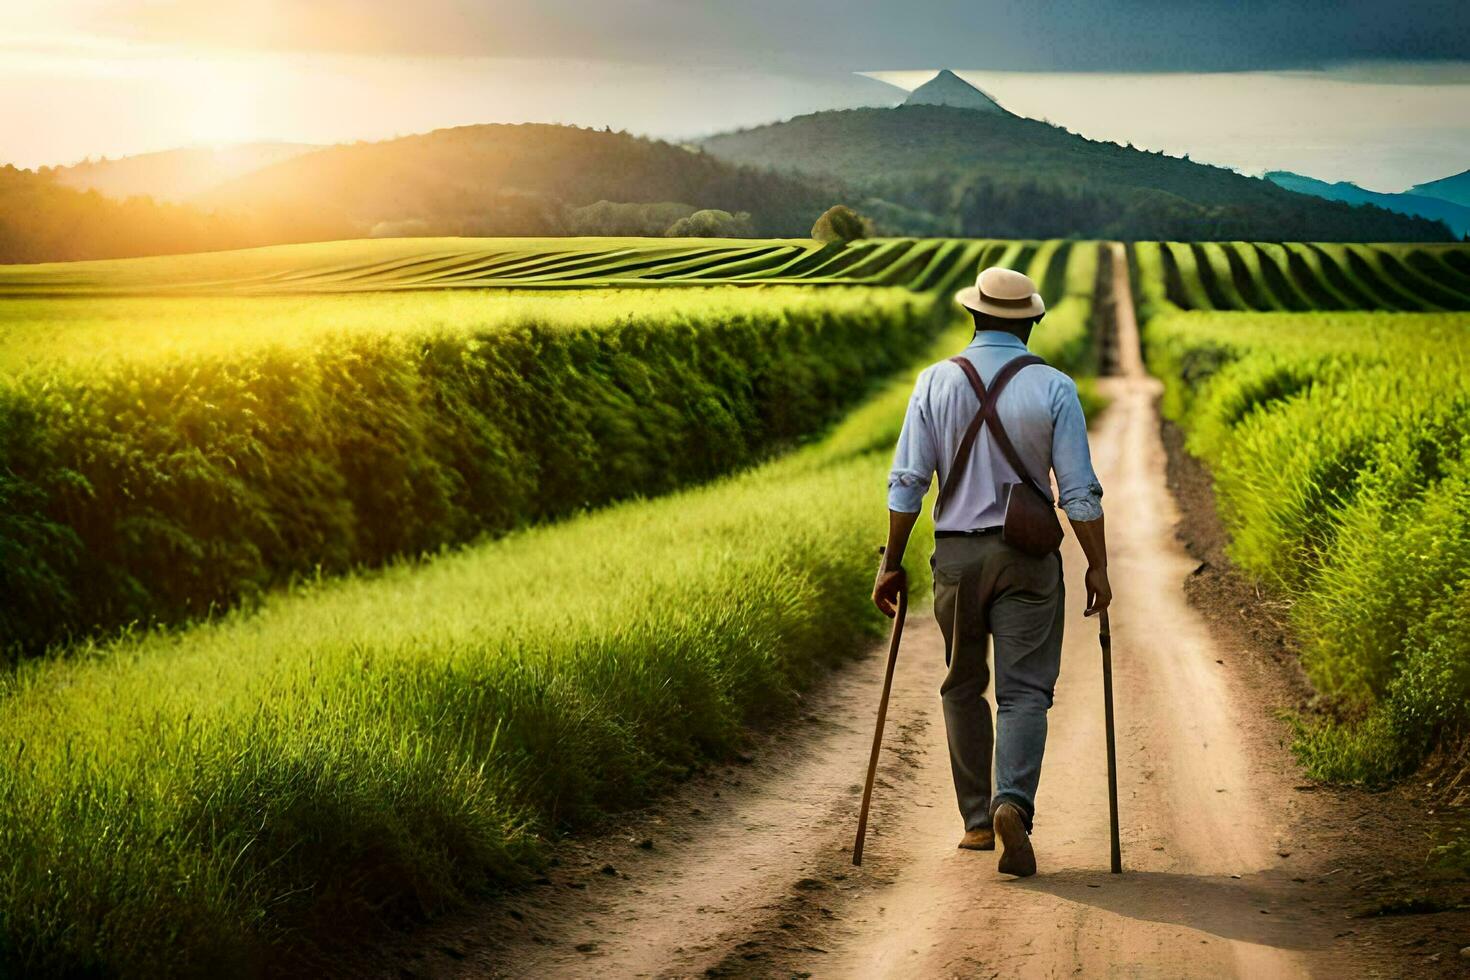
[701,105,1452,241]
[1408,168,1470,209]
[0,165,256,264]
[1265,170,1470,238]
[48,143,319,202]
[195,123,843,238]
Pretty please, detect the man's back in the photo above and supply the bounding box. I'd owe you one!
[888,331,1102,531]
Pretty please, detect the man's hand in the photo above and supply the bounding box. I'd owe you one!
[874,511,919,618]
[1084,565,1112,618]
[872,565,907,618]
[1068,514,1111,618]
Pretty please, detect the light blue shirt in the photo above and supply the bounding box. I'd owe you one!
[888,332,1103,530]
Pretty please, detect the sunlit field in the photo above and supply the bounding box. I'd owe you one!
[0,235,1103,972]
[0,236,1041,296]
[8,4,1469,970]
[7,232,1468,972]
[1135,243,1470,795]
[0,285,941,654]
[0,238,1098,655]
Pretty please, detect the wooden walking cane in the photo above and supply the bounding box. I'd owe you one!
[1100,611,1122,873]
[852,549,907,867]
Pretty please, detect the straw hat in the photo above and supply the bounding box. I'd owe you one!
[954,266,1045,319]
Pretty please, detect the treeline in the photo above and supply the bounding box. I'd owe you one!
[0,166,350,264]
[0,163,766,265]
[866,171,1453,242]
[370,199,756,239]
[0,166,239,263]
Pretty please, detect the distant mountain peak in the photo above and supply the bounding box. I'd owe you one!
[1408,167,1470,209]
[903,69,1005,113]
[1265,168,1470,237]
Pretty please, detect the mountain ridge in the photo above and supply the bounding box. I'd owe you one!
[1264,170,1470,237]
[1409,168,1470,209]
[700,105,1451,241]
[193,122,839,238]
[3,106,1456,265]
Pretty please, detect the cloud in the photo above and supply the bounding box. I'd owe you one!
[77,0,1470,71]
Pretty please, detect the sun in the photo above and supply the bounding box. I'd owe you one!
[173,54,265,147]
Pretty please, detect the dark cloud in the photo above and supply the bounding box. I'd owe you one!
[92,0,1470,72]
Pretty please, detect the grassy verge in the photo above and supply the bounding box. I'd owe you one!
[1143,309,1470,788]
[1,286,940,656]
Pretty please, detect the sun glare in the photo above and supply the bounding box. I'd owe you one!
[173,57,265,146]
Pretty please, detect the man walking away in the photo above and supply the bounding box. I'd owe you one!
[871,266,1112,878]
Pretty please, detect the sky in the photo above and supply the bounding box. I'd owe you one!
[3,1,1468,190]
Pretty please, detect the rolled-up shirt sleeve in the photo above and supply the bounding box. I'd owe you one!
[1050,378,1104,522]
[887,373,938,514]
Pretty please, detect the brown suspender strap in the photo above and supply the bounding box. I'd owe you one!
[933,353,1048,521]
[960,354,1053,502]
[933,365,991,519]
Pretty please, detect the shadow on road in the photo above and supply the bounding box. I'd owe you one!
[1014,867,1330,950]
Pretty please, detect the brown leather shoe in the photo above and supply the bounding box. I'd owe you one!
[957,827,995,851]
[993,802,1037,877]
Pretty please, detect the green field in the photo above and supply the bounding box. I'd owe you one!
[0,236,1105,971]
[1135,241,1470,314]
[0,286,940,655]
[11,233,1468,972]
[1134,244,1470,802]
[0,236,1060,296]
[0,238,1097,656]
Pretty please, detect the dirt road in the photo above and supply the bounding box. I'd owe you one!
[390,245,1445,978]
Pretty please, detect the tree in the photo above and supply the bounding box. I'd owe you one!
[569,200,697,236]
[810,204,875,243]
[664,208,754,238]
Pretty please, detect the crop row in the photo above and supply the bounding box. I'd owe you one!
[0,236,1075,300]
[1134,241,1470,314]
[0,286,943,656]
[1144,308,1470,788]
[0,237,1103,655]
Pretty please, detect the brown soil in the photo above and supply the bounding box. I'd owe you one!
[357,244,1469,979]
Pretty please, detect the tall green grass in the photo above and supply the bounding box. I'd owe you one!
[0,313,966,976]
[1144,309,1470,784]
[1,286,940,656]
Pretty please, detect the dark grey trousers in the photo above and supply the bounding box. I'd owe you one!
[932,535,1065,833]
